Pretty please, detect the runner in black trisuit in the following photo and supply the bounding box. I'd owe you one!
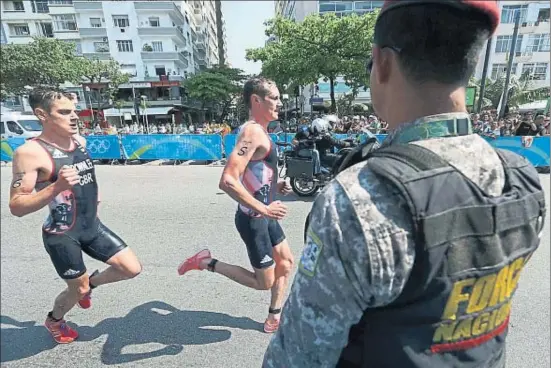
[8,89,142,344]
[178,78,295,333]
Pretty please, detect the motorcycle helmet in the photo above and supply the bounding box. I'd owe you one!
[311,118,330,135]
[322,114,339,131]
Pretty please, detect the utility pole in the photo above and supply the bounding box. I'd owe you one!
[477,38,493,113]
[499,10,521,119]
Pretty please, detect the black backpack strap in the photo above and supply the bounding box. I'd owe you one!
[367,143,450,172]
[334,137,380,175]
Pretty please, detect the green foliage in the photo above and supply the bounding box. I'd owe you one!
[0,37,84,97]
[183,65,247,122]
[246,13,378,112]
[472,73,549,111]
[80,57,130,109]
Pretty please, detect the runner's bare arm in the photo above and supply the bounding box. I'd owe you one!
[219,124,269,215]
[8,145,61,217]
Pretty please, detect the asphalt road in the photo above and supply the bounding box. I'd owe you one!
[1,166,549,368]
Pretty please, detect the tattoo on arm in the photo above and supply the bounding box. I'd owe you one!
[12,171,25,189]
[237,140,253,156]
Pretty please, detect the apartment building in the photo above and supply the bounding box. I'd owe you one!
[474,1,550,89]
[1,0,228,123]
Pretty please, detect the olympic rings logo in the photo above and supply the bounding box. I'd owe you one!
[87,139,111,154]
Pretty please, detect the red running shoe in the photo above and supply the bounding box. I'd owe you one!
[178,249,211,276]
[44,316,79,344]
[78,269,99,309]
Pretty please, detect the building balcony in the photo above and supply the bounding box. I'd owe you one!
[134,1,185,24]
[138,27,186,45]
[73,1,102,10]
[141,51,189,68]
[82,52,111,60]
[79,27,107,37]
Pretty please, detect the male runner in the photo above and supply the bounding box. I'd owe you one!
[9,89,142,344]
[178,77,294,333]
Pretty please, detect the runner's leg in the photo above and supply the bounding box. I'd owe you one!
[77,222,141,309]
[268,239,294,322]
[82,222,142,287]
[43,231,86,343]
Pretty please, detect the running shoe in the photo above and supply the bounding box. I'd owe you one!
[178,249,211,276]
[78,269,99,309]
[264,318,280,334]
[44,317,79,344]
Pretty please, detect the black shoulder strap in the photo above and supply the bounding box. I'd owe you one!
[367,143,449,172]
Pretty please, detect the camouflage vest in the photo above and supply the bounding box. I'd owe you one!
[337,143,546,368]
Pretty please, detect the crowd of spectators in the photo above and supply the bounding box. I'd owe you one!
[82,109,549,138]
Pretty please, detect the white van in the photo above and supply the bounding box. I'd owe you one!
[0,112,43,140]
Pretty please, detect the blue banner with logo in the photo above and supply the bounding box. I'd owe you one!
[1,135,548,168]
[484,136,550,168]
[1,138,25,162]
[85,135,122,160]
[121,134,223,160]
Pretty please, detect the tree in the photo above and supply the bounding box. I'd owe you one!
[183,65,247,122]
[472,73,549,111]
[0,37,84,97]
[246,13,377,112]
[79,58,130,114]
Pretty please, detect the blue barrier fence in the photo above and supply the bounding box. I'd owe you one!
[1,134,549,168]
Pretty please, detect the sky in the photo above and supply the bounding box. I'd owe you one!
[222,1,275,75]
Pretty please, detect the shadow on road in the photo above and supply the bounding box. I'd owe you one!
[1,301,262,365]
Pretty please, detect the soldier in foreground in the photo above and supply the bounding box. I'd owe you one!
[263,1,546,367]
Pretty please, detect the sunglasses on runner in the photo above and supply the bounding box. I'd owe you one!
[366,46,403,75]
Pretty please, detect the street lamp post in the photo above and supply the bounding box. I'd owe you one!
[140,95,149,133]
[282,93,289,144]
[84,86,95,123]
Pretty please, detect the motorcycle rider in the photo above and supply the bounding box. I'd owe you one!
[311,115,353,172]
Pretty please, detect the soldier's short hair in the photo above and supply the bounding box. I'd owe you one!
[243,77,276,109]
[374,4,493,86]
[28,88,74,112]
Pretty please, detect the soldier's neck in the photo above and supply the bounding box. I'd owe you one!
[387,86,467,131]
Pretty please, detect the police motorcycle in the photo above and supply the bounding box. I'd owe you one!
[277,116,358,197]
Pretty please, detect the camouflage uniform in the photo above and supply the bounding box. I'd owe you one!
[262,112,506,367]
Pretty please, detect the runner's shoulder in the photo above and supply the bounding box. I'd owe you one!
[12,139,50,172]
[14,139,43,160]
[73,134,86,147]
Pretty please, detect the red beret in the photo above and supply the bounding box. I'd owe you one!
[379,0,500,35]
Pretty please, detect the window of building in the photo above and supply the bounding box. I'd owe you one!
[155,65,166,76]
[32,0,49,13]
[117,40,133,52]
[39,22,54,37]
[149,17,160,27]
[501,5,528,24]
[491,63,518,79]
[538,8,550,22]
[90,18,102,28]
[526,34,550,53]
[49,0,73,5]
[52,14,77,31]
[152,41,163,52]
[495,35,523,53]
[335,2,353,12]
[10,24,30,36]
[522,63,548,80]
[319,2,336,13]
[93,41,109,53]
[13,1,24,11]
[113,15,129,28]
